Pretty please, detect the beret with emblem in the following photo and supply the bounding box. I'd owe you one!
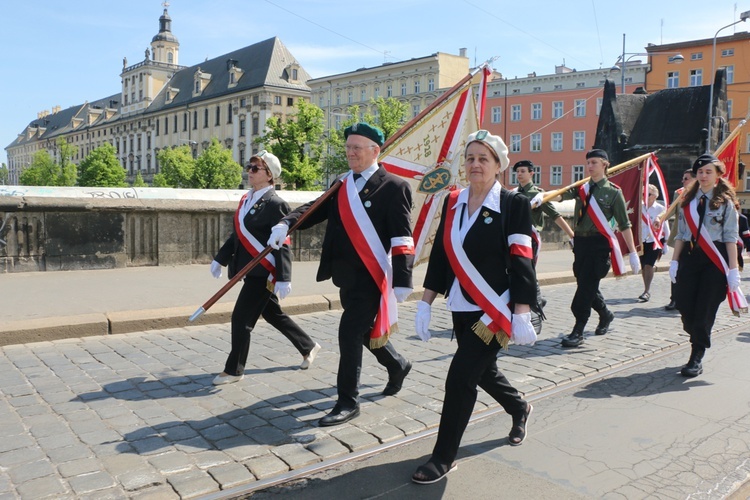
[692,153,720,175]
[512,159,535,171]
[344,122,385,146]
[585,149,609,161]
[466,129,510,172]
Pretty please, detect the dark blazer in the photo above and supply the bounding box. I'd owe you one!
[283,165,414,289]
[424,187,537,307]
[215,189,292,282]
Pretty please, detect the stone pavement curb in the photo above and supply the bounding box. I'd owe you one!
[1,273,745,499]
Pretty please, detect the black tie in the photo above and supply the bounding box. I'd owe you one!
[691,194,708,249]
[352,173,362,181]
[578,183,596,223]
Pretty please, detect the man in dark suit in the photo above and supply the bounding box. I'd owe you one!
[268,122,414,426]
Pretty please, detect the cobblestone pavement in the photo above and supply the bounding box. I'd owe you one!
[0,273,747,499]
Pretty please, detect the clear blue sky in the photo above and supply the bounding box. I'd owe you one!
[1,0,747,168]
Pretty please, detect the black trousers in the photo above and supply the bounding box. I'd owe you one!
[571,234,611,324]
[431,311,526,466]
[337,277,408,409]
[224,277,316,376]
[675,245,728,349]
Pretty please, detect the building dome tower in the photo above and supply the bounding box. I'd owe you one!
[151,3,179,65]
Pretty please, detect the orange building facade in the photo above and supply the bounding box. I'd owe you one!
[483,65,647,190]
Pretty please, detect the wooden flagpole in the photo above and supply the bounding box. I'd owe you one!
[541,151,654,204]
[188,180,343,322]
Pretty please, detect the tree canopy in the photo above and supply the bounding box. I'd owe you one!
[153,139,241,189]
[77,143,127,187]
[18,138,78,186]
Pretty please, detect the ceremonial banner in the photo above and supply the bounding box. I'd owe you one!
[476,66,491,126]
[609,161,644,256]
[717,133,740,187]
[380,68,486,265]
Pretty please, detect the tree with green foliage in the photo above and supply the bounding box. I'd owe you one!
[132,171,148,187]
[0,163,9,185]
[153,145,195,188]
[257,99,325,190]
[19,150,59,186]
[78,143,127,187]
[192,138,243,189]
[56,137,78,186]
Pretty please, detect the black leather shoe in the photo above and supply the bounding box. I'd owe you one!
[595,310,615,335]
[561,330,584,348]
[383,360,412,396]
[318,405,360,427]
[681,359,703,377]
[664,300,677,311]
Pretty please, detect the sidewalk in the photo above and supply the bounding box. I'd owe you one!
[1,260,748,498]
[0,248,581,344]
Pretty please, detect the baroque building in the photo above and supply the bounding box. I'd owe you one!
[5,7,311,185]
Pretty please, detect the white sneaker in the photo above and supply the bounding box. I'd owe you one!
[300,343,321,370]
[212,373,244,385]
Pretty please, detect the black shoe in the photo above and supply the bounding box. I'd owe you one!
[383,360,412,396]
[561,328,584,348]
[681,359,703,377]
[664,300,677,311]
[595,310,615,336]
[318,405,360,427]
[509,403,533,446]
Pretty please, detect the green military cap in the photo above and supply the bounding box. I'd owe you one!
[344,122,385,146]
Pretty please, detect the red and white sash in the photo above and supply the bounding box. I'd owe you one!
[512,187,541,262]
[641,204,664,250]
[234,191,277,286]
[683,199,748,315]
[443,189,513,346]
[337,172,400,348]
[579,184,626,276]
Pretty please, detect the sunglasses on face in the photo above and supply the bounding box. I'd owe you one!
[246,164,266,173]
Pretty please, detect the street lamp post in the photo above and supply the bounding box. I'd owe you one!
[707,10,750,149]
[612,33,684,94]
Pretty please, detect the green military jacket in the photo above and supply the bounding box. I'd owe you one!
[562,177,631,235]
[516,182,560,231]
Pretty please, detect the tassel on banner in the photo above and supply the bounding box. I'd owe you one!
[471,321,510,350]
[266,280,274,293]
[369,325,396,350]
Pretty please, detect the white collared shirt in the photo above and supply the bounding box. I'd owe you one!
[446,181,503,312]
[641,201,669,243]
[244,185,273,209]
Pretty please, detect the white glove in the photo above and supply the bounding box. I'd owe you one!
[529,192,544,209]
[661,245,669,255]
[568,238,574,250]
[415,301,432,342]
[669,260,679,284]
[394,287,412,303]
[210,260,222,279]
[629,252,641,275]
[727,268,741,293]
[267,222,289,250]
[273,281,291,300]
[510,313,537,346]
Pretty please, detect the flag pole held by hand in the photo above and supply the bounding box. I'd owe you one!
[188,180,343,322]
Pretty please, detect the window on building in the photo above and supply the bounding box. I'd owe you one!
[204,108,209,128]
[428,78,435,92]
[374,86,380,97]
[728,99,733,119]
[551,132,563,151]
[227,103,233,124]
[173,115,178,133]
[512,89,520,94]
[510,169,518,185]
[573,165,584,182]
[387,84,393,97]
[336,93,341,105]
[412,104,420,117]
[726,65,735,84]
[252,116,259,135]
[155,119,159,136]
[690,69,703,86]
[511,104,521,121]
[576,82,585,88]
[414,80,421,93]
[491,106,502,123]
[183,113,188,131]
[361,89,366,101]
[287,97,294,106]
[253,95,259,105]
[239,149,244,167]
[193,110,197,129]
[195,81,201,93]
[573,131,585,151]
[667,71,679,88]
[215,106,221,126]
[510,134,521,153]
[240,98,246,107]
[292,68,298,80]
[596,97,603,115]
[574,99,586,117]
[319,95,324,107]
[139,90,143,101]
[347,91,353,104]
[532,166,541,185]
[167,52,173,64]
[722,48,735,57]
[401,82,407,96]
[239,119,246,137]
[691,52,703,61]
[533,86,541,92]
[553,101,563,119]
[273,95,280,105]
[164,117,169,134]
[137,136,142,151]
[530,133,541,152]
[531,103,542,120]
[147,135,151,150]
[554,84,563,90]
[551,165,562,186]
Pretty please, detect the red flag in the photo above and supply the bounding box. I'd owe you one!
[476,66,491,126]
[609,162,644,256]
[717,133,740,187]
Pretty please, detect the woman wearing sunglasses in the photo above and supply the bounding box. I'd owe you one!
[209,150,321,385]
